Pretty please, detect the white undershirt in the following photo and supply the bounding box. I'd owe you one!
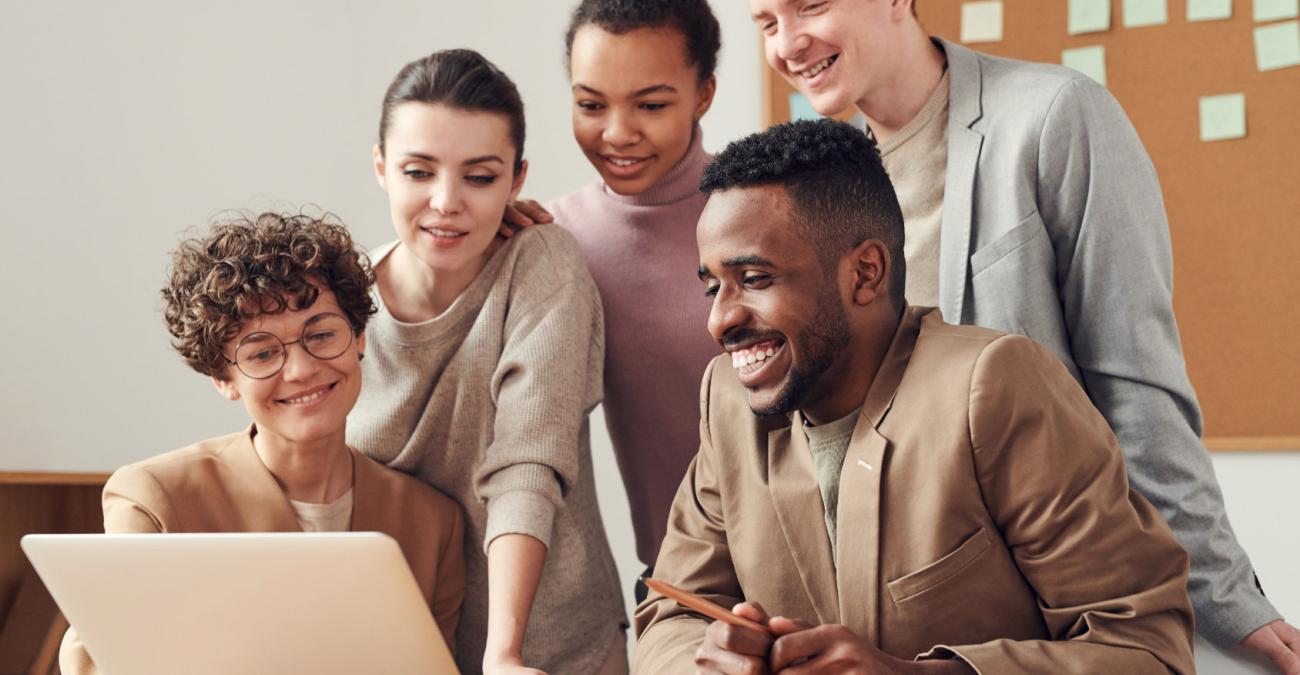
[288,488,354,532]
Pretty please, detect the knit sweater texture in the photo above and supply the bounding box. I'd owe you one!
[547,128,718,566]
[347,225,625,674]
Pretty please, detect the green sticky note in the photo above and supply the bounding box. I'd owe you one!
[1123,0,1169,26]
[1254,20,1300,70]
[1199,94,1246,142]
[961,1,1004,43]
[1188,0,1234,21]
[1069,0,1112,34]
[1062,46,1108,86]
[1254,0,1299,22]
[788,93,822,122]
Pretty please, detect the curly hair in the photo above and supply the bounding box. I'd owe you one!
[564,0,722,83]
[699,119,907,308]
[161,211,377,379]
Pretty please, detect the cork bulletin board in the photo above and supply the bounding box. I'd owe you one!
[762,0,1300,451]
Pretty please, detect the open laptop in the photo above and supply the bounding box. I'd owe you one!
[21,532,459,675]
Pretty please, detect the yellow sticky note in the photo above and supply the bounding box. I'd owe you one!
[1254,0,1299,22]
[1188,0,1234,21]
[961,1,1004,43]
[1062,46,1108,86]
[1123,0,1169,26]
[1069,0,1112,34]
[1199,94,1246,142]
[1254,20,1300,70]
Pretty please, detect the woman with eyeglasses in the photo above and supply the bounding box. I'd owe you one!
[59,212,466,675]
[345,49,624,674]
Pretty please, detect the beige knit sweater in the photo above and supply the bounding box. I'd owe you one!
[347,225,625,674]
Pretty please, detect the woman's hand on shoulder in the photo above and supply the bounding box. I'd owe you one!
[500,198,553,237]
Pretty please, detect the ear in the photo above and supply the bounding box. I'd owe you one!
[847,239,891,306]
[356,330,367,358]
[373,144,388,191]
[509,159,529,201]
[694,76,718,122]
[891,0,914,21]
[211,375,241,402]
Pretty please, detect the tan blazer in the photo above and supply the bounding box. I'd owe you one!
[60,427,466,675]
[635,307,1194,674]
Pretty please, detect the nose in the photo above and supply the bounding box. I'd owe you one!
[773,25,811,64]
[279,340,318,382]
[428,174,463,215]
[706,285,752,345]
[601,108,641,147]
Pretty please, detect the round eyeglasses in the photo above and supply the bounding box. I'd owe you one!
[224,312,356,380]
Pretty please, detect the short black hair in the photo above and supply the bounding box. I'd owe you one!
[564,0,722,83]
[699,119,907,308]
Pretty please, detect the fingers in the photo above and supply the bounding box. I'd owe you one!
[516,199,553,223]
[768,616,813,637]
[705,616,773,657]
[694,640,769,675]
[769,625,837,672]
[1241,622,1300,675]
[733,601,772,625]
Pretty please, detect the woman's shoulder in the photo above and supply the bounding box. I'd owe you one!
[499,224,598,295]
[107,431,247,487]
[351,450,461,521]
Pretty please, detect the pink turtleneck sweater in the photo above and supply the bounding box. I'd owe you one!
[547,129,717,567]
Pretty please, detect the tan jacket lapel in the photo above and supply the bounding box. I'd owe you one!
[768,420,840,624]
[834,307,922,641]
[224,426,305,532]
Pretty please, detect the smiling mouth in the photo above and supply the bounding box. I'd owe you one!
[421,226,467,240]
[729,339,786,376]
[276,382,336,406]
[796,54,839,79]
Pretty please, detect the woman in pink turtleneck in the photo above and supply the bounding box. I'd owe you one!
[509,0,723,603]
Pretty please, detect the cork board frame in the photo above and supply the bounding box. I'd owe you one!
[761,1,1300,451]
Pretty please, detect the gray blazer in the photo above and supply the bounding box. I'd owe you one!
[934,39,1278,645]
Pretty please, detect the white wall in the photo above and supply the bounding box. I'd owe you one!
[0,2,1291,672]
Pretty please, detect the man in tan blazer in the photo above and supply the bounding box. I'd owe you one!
[634,120,1194,674]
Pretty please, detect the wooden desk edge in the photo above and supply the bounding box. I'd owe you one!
[0,472,111,486]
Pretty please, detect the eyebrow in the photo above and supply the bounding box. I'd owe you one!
[697,255,778,280]
[573,83,679,97]
[400,152,505,167]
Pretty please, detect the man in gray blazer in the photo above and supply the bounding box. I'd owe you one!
[750,0,1299,671]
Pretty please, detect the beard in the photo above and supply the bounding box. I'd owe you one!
[750,285,851,418]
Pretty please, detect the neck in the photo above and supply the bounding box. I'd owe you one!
[801,307,901,426]
[379,238,501,322]
[857,27,946,143]
[252,426,353,504]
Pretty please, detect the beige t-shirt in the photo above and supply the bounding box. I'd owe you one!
[802,408,862,565]
[288,488,354,532]
[878,70,951,309]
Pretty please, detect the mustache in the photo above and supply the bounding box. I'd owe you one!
[721,328,784,350]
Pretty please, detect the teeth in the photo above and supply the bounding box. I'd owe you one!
[610,157,642,167]
[729,343,781,370]
[427,228,465,239]
[800,56,834,78]
[284,388,327,405]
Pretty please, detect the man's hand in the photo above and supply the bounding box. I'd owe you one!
[500,198,553,237]
[1240,619,1300,675]
[694,602,775,675]
[768,618,973,675]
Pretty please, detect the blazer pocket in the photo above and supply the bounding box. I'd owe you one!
[886,527,992,604]
[970,210,1046,277]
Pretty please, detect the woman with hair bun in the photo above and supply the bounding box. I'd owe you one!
[60,212,466,675]
[347,50,625,674]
